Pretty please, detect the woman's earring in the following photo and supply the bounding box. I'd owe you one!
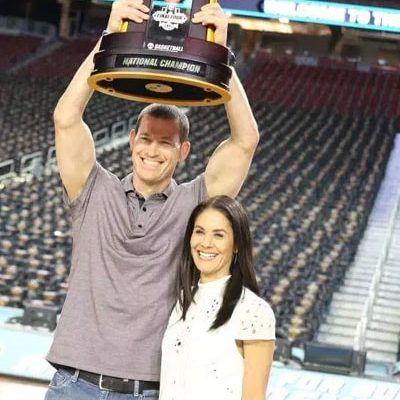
[233,252,238,264]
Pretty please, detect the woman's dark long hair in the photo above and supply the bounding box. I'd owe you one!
[177,195,259,330]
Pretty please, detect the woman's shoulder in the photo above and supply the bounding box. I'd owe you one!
[238,288,273,311]
[232,287,276,340]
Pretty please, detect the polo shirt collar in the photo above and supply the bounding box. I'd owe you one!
[121,172,177,199]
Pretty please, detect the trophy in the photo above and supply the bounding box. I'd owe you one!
[87,0,233,106]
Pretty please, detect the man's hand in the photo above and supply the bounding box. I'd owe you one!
[192,2,228,47]
[107,0,150,33]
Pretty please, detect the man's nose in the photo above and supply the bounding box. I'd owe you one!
[146,141,159,156]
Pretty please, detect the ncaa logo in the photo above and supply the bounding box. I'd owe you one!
[153,5,188,31]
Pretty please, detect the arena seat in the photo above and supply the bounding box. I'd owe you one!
[0,34,43,71]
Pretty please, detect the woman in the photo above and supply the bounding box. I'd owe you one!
[160,195,275,400]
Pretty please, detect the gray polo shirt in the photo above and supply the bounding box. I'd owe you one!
[47,162,207,381]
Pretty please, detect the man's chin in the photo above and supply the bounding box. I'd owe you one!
[134,168,174,188]
[135,172,164,185]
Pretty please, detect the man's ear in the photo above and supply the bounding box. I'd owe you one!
[179,141,191,162]
[129,129,136,151]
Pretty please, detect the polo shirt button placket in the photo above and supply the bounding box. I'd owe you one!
[137,204,146,229]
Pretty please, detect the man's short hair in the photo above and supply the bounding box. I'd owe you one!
[135,104,190,143]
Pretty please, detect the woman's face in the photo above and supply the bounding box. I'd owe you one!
[190,208,235,283]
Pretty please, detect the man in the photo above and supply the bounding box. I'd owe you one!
[45,1,259,399]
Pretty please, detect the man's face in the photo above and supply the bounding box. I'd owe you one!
[130,115,190,190]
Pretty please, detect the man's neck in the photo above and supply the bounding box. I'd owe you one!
[132,175,170,199]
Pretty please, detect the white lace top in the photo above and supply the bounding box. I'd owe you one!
[159,275,275,400]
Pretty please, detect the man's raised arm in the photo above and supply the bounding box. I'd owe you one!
[193,3,259,198]
[54,0,149,201]
[205,68,259,198]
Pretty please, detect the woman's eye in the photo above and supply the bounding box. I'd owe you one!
[214,233,224,238]
[193,229,203,235]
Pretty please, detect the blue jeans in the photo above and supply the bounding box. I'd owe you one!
[44,369,159,400]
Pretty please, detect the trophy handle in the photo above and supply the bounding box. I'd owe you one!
[206,0,217,42]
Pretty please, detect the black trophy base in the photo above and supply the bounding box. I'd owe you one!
[88,33,232,106]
